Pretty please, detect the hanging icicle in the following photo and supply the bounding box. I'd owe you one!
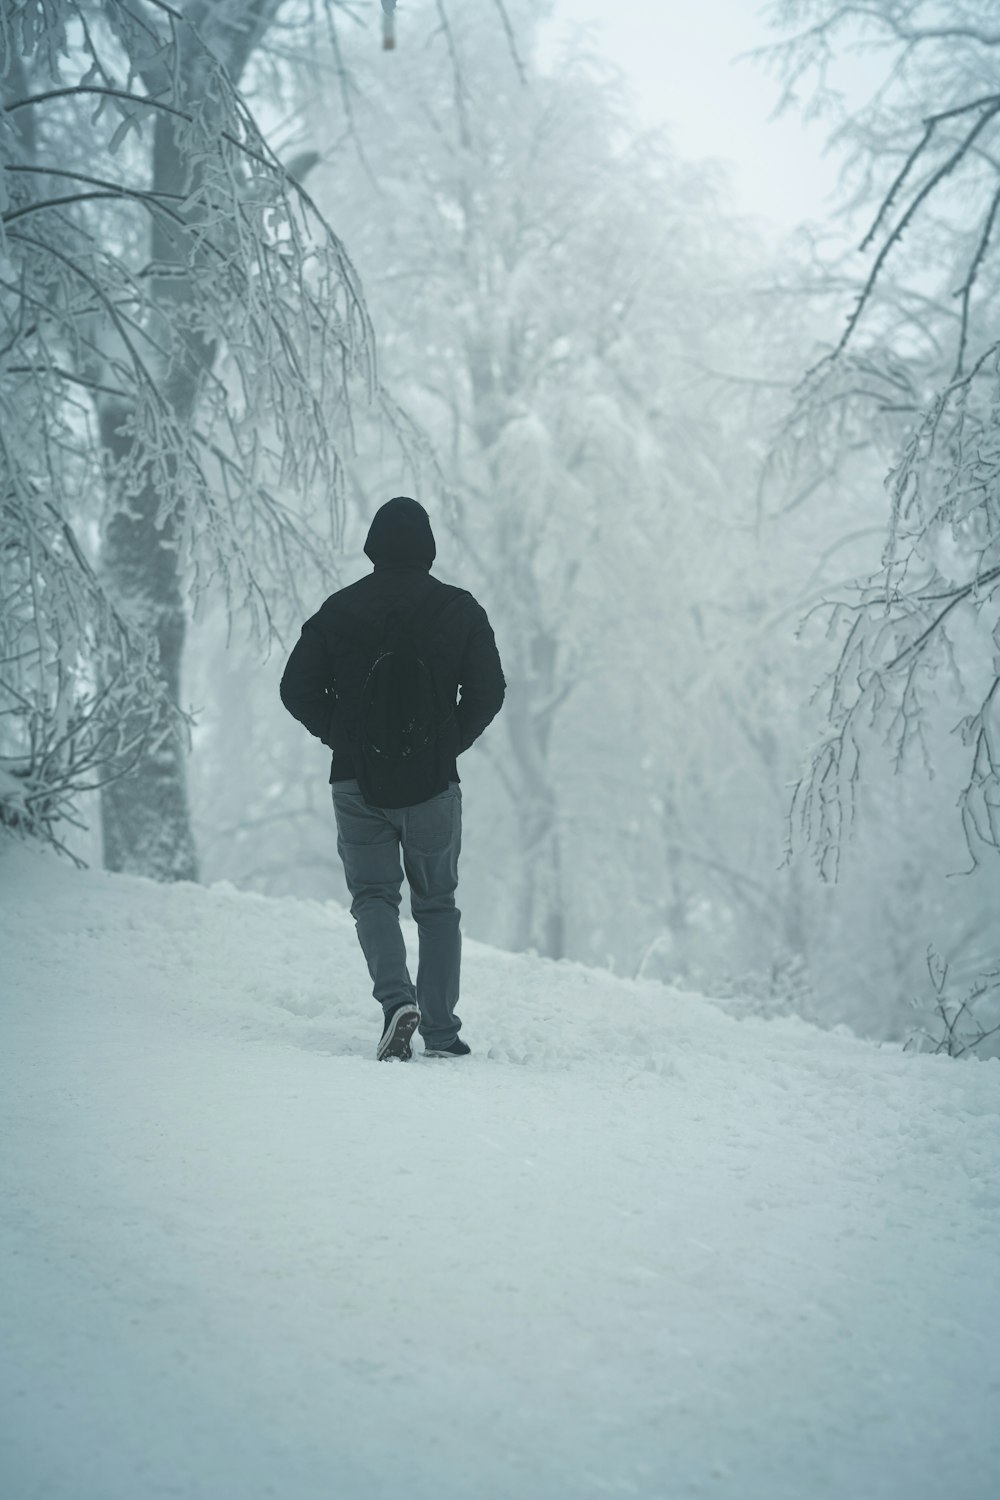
[381,0,397,51]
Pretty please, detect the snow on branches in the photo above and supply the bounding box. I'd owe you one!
[0,0,375,855]
[767,1,1000,879]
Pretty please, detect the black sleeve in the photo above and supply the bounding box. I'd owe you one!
[279,622,335,744]
[455,605,506,754]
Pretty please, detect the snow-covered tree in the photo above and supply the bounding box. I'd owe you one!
[0,0,373,874]
[764,2,1000,861]
[297,3,770,958]
[765,0,1000,1046]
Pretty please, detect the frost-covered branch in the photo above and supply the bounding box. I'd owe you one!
[768,3,1000,879]
[906,948,1000,1058]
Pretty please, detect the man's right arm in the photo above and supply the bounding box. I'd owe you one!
[279,622,335,743]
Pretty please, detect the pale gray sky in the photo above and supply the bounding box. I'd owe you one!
[541,0,842,234]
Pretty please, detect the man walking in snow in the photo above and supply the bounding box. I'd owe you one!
[280,497,505,1061]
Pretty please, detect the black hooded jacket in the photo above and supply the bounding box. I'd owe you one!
[279,497,506,789]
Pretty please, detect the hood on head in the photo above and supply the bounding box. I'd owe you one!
[364,496,436,570]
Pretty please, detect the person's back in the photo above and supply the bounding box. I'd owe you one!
[280,496,505,1060]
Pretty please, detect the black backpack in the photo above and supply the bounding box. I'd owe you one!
[353,590,458,808]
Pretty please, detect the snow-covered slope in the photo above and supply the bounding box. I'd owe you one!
[2,844,998,1500]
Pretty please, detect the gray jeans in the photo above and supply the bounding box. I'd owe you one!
[332,779,463,1050]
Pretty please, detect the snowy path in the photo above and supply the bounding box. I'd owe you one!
[2,846,999,1500]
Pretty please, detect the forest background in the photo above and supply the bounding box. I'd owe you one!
[3,0,999,1052]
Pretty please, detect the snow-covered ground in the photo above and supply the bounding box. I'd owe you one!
[2,843,999,1500]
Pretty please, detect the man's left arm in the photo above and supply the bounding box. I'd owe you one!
[280,622,335,743]
[455,606,506,754]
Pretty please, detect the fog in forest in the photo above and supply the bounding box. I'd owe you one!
[3,0,999,1055]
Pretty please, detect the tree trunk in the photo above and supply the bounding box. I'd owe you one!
[99,406,199,880]
[505,647,567,960]
[97,3,282,879]
[98,82,209,879]
[465,331,570,957]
